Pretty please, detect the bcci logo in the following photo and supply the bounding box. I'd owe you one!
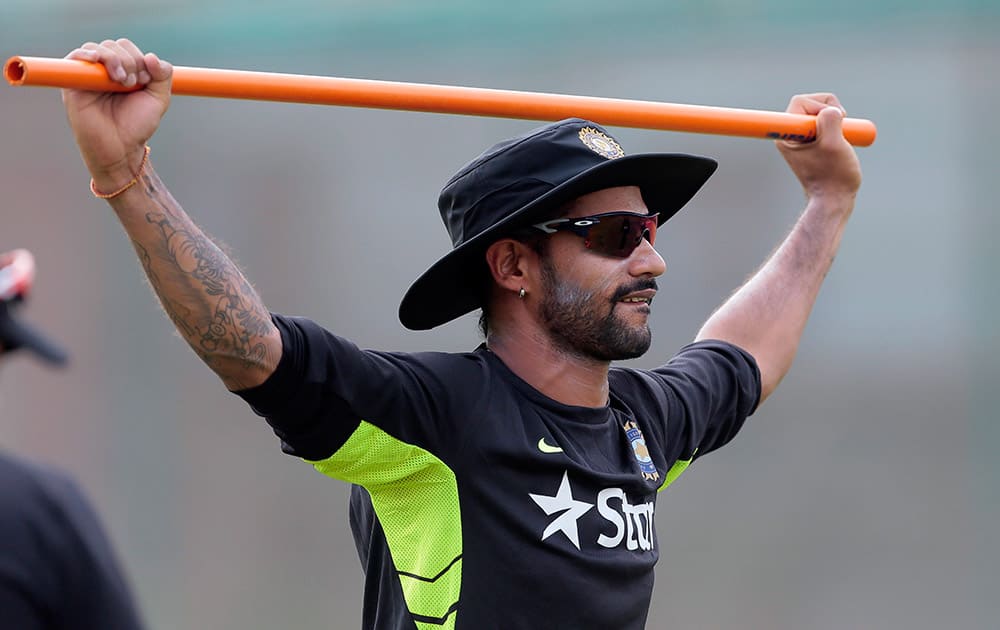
[623,421,659,481]
[579,127,625,159]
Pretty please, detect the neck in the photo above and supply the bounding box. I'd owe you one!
[487,327,610,408]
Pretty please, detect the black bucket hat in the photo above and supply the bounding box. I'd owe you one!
[0,249,68,365]
[398,118,718,330]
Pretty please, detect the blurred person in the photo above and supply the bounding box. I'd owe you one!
[0,248,146,629]
[60,39,861,629]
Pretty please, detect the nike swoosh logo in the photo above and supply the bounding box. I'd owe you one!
[537,438,564,454]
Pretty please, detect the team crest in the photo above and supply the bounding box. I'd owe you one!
[579,127,625,159]
[623,420,659,481]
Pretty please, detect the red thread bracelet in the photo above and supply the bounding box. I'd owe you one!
[90,146,151,199]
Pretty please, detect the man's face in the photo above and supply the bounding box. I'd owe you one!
[536,186,666,362]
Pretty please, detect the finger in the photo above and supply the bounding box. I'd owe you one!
[814,106,845,143]
[116,38,152,85]
[786,93,847,116]
[67,41,123,83]
[821,94,845,114]
[64,45,100,63]
[143,52,172,83]
[776,105,846,151]
[82,40,126,84]
[99,39,138,87]
[786,94,831,116]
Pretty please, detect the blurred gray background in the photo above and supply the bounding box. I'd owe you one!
[1,1,997,628]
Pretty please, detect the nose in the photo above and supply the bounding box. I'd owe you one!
[629,238,666,277]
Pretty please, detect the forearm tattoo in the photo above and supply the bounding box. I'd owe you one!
[131,171,273,374]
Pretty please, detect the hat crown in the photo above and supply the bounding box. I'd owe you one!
[438,118,623,248]
[0,249,68,364]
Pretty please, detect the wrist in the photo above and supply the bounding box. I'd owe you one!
[804,189,857,217]
[90,146,151,200]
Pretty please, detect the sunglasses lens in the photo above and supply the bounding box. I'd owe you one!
[586,215,657,257]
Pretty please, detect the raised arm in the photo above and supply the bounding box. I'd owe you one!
[695,93,862,404]
[62,39,281,390]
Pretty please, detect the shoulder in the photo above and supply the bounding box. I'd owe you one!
[0,451,89,547]
[610,340,760,410]
[378,348,500,404]
[0,451,80,504]
[388,347,492,374]
[272,312,489,373]
[612,340,758,385]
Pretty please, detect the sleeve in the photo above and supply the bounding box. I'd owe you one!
[614,339,760,467]
[0,456,145,630]
[0,581,45,630]
[234,314,484,462]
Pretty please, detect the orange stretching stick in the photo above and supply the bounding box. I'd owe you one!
[5,56,876,146]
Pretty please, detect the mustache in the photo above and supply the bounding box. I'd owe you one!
[610,278,658,303]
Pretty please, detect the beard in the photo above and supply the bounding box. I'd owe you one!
[538,257,655,362]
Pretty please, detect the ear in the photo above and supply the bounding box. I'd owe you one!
[484,238,537,294]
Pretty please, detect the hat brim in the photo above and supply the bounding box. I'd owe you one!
[398,152,718,331]
[0,310,69,365]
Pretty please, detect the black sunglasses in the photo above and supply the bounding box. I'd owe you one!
[531,211,659,258]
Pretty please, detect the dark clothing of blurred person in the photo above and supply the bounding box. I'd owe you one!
[0,248,146,630]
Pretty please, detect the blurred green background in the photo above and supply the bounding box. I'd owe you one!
[1,2,997,628]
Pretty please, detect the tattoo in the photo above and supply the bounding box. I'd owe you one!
[144,211,271,370]
[127,170,274,383]
[134,241,197,338]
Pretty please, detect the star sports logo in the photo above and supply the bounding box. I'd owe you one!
[529,471,655,551]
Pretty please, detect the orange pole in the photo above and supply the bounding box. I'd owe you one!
[5,56,876,146]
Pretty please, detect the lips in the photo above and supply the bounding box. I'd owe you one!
[618,289,656,305]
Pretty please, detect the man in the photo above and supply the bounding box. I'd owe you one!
[0,248,146,629]
[60,39,861,629]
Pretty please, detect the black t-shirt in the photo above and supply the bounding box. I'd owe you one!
[238,314,760,630]
[0,451,145,630]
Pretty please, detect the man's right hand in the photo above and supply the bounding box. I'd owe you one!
[61,39,172,195]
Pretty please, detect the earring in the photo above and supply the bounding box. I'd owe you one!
[518,288,526,299]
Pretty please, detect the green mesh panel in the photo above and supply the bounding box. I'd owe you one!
[657,449,697,493]
[309,421,461,629]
